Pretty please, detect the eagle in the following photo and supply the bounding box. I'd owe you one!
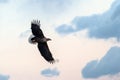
[29,20,55,64]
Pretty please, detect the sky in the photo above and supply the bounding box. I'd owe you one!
[0,0,120,80]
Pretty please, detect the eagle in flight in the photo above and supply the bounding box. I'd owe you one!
[29,20,55,64]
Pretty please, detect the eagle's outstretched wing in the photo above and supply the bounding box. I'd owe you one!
[38,42,55,63]
[30,20,55,63]
[31,20,44,38]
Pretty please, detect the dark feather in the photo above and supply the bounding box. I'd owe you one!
[38,42,55,63]
[31,20,55,63]
[31,21,44,38]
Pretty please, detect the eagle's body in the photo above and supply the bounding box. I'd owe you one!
[30,20,55,63]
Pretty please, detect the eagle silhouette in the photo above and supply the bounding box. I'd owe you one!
[29,20,55,63]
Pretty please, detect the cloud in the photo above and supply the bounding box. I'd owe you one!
[19,29,31,38]
[56,0,120,40]
[38,0,72,14]
[0,74,9,80]
[82,46,120,78]
[41,68,60,77]
[22,0,72,16]
[56,24,75,35]
[0,0,7,3]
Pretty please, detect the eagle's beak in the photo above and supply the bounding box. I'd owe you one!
[46,38,52,41]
